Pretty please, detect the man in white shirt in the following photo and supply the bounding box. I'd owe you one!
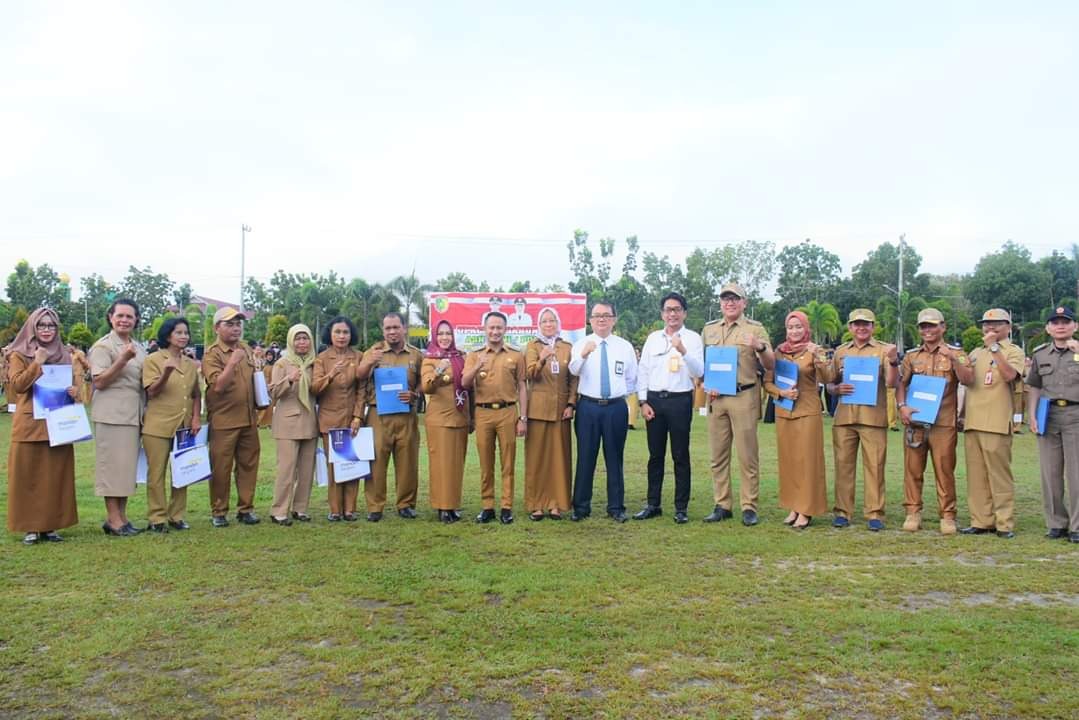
[634,292,704,524]
[568,300,638,522]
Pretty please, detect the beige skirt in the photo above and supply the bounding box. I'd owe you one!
[94,422,141,497]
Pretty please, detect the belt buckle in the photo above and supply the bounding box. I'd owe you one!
[598,399,609,406]
[491,402,502,409]
[1055,399,1068,407]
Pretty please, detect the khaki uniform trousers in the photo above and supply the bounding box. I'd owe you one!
[887,387,898,429]
[209,425,260,517]
[271,437,317,518]
[708,388,761,511]
[142,434,187,524]
[626,394,640,429]
[475,405,519,510]
[366,410,419,513]
[1039,404,1079,533]
[963,430,1015,532]
[903,425,958,519]
[832,424,887,520]
[323,435,360,516]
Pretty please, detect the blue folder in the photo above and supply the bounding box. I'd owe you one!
[841,356,879,406]
[1035,396,1050,436]
[773,359,798,411]
[907,375,947,424]
[373,366,410,415]
[703,346,739,396]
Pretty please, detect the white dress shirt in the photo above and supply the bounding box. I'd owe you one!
[569,333,638,399]
[637,326,704,402]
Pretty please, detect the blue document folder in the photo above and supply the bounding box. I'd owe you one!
[1035,396,1050,436]
[373,366,410,415]
[773,359,798,411]
[841,356,879,406]
[907,374,947,424]
[703,346,739,396]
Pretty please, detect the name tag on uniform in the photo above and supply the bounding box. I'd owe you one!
[614,361,625,376]
[550,360,560,374]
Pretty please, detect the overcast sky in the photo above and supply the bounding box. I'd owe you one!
[3,1,1077,303]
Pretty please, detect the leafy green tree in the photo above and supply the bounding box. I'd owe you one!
[0,307,29,346]
[961,325,983,354]
[875,290,927,350]
[849,242,929,311]
[796,300,842,344]
[5,260,66,310]
[173,283,194,309]
[388,271,431,327]
[183,304,207,349]
[1037,250,1078,307]
[343,279,391,347]
[776,239,842,308]
[203,304,217,347]
[963,241,1050,326]
[119,265,175,320]
[434,272,477,292]
[66,322,95,349]
[266,314,289,346]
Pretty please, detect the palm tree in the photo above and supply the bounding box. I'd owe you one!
[345,279,388,346]
[796,300,841,344]
[388,271,432,327]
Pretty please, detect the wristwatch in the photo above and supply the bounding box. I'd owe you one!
[896,401,906,409]
[989,343,1001,353]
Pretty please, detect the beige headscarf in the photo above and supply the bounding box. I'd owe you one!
[5,308,71,364]
[281,324,316,412]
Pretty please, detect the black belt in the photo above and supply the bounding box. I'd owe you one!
[1052,399,1079,407]
[649,390,693,399]
[579,395,625,406]
[737,383,757,392]
[476,401,516,409]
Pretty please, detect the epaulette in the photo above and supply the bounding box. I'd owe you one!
[1031,342,1049,354]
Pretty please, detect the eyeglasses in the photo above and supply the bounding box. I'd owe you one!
[590,313,615,320]
[36,323,58,330]
[662,306,684,314]
[719,296,742,304]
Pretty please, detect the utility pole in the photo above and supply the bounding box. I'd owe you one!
[240,225,252,313]
[897,234,905,354]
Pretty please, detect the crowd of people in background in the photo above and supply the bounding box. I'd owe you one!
[3,285,1078,546]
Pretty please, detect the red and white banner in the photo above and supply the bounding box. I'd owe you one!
[428,292,588,351]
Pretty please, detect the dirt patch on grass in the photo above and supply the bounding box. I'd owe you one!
[899,591,1079,610]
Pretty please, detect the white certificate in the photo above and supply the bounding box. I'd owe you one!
[315,448,329,488]
[45,404,93,447]
[136,447,149,485]
[171,445,212,488]
[253,372,271,408]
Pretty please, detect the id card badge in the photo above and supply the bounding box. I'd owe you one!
[549,360,560,375]
[983,369,994,385]
[668,354,681,372]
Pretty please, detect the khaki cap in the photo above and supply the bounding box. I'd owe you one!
[718,282,746,299]
[979,308,1011,324]
[213,307,243,325]
[848,308,876,323]
[916,308,944,325]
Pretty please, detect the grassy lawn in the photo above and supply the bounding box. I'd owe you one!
[1,409,1076,719]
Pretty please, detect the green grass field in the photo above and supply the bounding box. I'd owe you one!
[1,409,1076,719]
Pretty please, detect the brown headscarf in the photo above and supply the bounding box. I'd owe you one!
[5,308,71,364]
[777,310,812,355]
[425,320,468,412]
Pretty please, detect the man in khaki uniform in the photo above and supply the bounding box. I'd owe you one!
[961,308,1025,538]
[701,282,774,526]
[1026,306,1079,543]
[359,312,424,522]
[827,309,898,531]
[895,308,973,535]
[203,307,262,527]
[463,312,528,524]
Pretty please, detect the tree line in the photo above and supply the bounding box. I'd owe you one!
[2,236,1075,353]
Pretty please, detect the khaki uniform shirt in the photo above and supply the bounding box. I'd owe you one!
[269,360,319,439]
[89,331,146,426]
[141,350,200,438]
[832,339,890,428]
[362,343,423,411]
[525,338,578,421]
[203,341,258,430]
[1026,343,1079,402]
[900,344,968,428]
[764,348,834,420]
[421,357,470,428]
[964,341,1025,435]
[312,348,365,432]
[466,345,527,405]
[701,315,771,387]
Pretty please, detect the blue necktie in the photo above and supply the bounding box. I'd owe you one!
[600,340,611,399]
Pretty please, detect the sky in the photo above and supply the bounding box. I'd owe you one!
[2,1,1078,304]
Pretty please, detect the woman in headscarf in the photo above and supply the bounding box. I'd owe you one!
[764,310,834,529]
[268,324,319,525]
[420,320,470,522]
[5,308,82,544]
[524,307,578,520]
[89,298,147,536]
[312,315,364,522]
[141,317,202,532]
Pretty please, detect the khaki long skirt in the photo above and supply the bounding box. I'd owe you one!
[776,413,828,516]
[524,418,572,513]
[426,422,467,510]
[94,422,140,497]
[7,440,78,532]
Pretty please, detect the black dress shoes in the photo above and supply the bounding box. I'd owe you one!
[529,512,545,522]
[674,511,688,524]
[291,512,312,522]
[570,512,586,522]
[236,512,260,525]
[1046,528,1068,539]
[102,522,140,537]
[327,513,343,522]
[959,526,995,535]
[147,523,168,533]
[343,512,359,522]
[41,531,63,542]
[438,510,452,523]
[211,516,230,528]
[270,515,293,526]
[996,530,1015,539]
[475,508,496,524]
[1070,532,1079,543]
[366,512,383,522]
[741,509,759,526]
[500,509,514,525]
[168,520,190,531]
[398,507,418,519]
[608,511,628,523]
[633,506,662,520]
[703,506,733,523]
[122,522,144,534]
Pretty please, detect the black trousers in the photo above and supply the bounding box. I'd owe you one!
[573,397,628,516]
[644,392,693,511]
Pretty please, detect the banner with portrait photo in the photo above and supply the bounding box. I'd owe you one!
[428,292,588,351]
